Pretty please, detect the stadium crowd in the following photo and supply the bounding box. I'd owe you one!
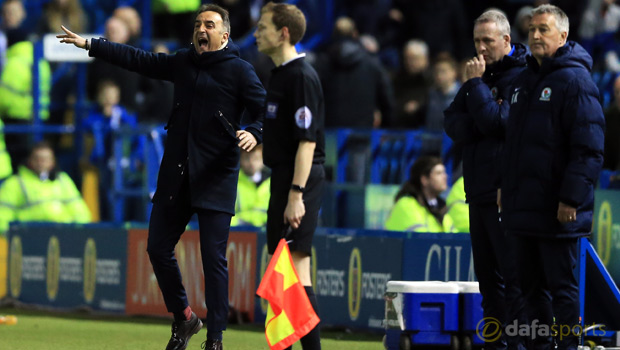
[0,0,618,229]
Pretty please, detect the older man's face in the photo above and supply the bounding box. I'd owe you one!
[193,11,229,54]
[473,21,510,65]
[528,12,567,63]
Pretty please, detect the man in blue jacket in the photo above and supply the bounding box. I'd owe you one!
[501,5,605,350]
[444,10,528,350]
[59,5,266,350]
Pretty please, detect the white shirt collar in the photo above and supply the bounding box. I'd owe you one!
[282,53,306,66]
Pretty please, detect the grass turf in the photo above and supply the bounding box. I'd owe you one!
[0,307,383,350]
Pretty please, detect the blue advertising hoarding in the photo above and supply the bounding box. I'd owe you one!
[254,229,403,330]
[7,224,127,312]
[401,232,475,282]
[313,231,403,329]
[592,190,620,286]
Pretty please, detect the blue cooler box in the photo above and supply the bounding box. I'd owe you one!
[384,281,460,350]
[457,282,485,349]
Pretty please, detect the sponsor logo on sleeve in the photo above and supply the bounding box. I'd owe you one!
[295,106,312,129]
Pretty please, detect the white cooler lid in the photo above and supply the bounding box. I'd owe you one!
[456,282,480,293]
[386,281,460,294]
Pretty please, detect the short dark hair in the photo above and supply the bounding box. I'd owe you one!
[433,52,458,71]
[396,156,443,201]
[261,2,306,45]
[30,140,54,157]
[196,4,231,34]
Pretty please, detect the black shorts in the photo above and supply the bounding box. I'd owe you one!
[267,163,324,255]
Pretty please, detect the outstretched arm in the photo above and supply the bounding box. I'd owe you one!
[57,25,88,49]
[58,25,175,81]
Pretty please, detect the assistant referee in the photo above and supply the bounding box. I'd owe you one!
[255,2,325,349]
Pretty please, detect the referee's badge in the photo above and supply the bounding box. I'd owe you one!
[295,106,312,129]
[267,102,278,119]
[539,87,552,101]
[491,86,498,99]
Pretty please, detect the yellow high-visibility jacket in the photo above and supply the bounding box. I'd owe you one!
[446,177,470,233]
[0,119,11,180]
[152,0,201,14]
[0,41,51,121]
[385,195,457,233]
[0,166,91,233]
[231,171,270,227]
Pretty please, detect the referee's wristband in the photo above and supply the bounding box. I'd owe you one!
[290,184,305,193]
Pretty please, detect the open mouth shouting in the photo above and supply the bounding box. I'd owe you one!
[195,36,209,53]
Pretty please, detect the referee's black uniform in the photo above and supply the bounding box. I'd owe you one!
[263,55,325,255]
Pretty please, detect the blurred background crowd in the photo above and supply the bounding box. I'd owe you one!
[1,0,619,231]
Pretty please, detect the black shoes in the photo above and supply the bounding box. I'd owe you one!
[201,339,223,350]
[166,312,203,350]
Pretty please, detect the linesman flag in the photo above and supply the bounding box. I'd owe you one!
[256,239,320,350]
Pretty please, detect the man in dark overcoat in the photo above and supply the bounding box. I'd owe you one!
[58,4,265,350]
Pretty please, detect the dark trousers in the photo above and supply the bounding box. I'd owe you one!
[515,236,579,350]
[470,203,526,350]
[147,179,231,333]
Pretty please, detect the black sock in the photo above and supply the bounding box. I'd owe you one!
[173,312,186,323]
[299,286,321,350]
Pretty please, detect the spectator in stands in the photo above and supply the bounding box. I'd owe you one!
[604,74,620,172]
[83,79,142,221]
[36,0,87,36]
[337,0,400,60]
[0,141,91,233]
[1,0,30,47]
[0,40,51,170]
[213,0,253,38]
[36,0,89,146]
[385,156,456,233]
[112,6,142,46]
[422,54,460,156]
[0,119,12,182]
[444,9,529,350]
[59,4,265,349]
[390,0,471,60]
[445,176,468,233]
[87,16,141,113]
[426,54,460,132]
[579,0,620,66]
[512,6,533,46]
[391,39,431,128]
[231,145,270,227]
[501,5,604,349]
[152,0,201,45]
[314,16,394,184]
[316,16,394,128]
[137,43,174,125]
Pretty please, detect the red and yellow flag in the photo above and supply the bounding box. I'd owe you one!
[256,239,320,350]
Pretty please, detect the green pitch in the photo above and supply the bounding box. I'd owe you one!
[0,308,382,350]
